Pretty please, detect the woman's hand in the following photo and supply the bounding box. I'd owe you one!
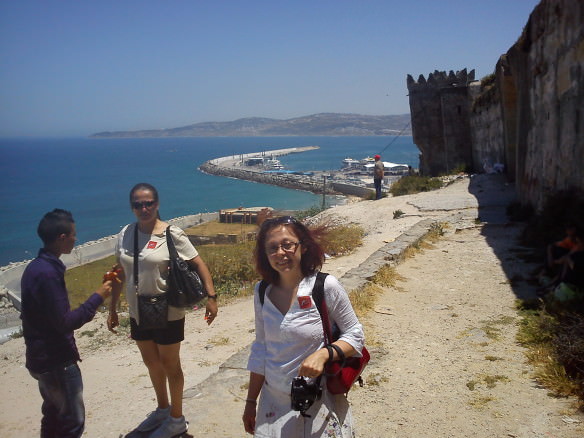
[107,311,119,333]
[242,401,257,435]
[298,348,329,378]
[205,298,218,325]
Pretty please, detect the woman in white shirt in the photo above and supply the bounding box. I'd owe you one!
[108,183,218,438]
[243,216,364,437]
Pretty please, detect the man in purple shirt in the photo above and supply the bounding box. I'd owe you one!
[20,209,113,438]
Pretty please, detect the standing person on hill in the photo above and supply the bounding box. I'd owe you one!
[242,216,364,437]
[107,182,218,438]
[21,209,114,438]
[373,154,384,200]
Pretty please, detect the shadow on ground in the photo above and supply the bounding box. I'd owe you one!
[467,173,538,301]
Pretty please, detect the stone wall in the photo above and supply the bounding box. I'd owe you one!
[506,0,584,209]
[407,69,476,175]
[408,0,583,210]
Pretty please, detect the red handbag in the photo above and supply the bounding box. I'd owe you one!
[324,343,371,394]
[313,273,370,394]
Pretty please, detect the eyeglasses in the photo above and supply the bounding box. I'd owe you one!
[132,200,156,210]
[266,241,301,255]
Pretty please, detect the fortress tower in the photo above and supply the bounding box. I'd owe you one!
[407,69,476,176]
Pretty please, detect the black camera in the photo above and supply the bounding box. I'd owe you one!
[290,376,322,415]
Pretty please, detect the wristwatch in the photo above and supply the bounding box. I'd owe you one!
[207,294,218,300]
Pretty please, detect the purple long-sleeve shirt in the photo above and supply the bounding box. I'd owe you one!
[20,248,103,373]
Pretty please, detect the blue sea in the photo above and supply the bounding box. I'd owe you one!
[0,136,419,266]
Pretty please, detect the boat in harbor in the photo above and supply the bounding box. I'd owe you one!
[265,158,284,170]
[342,157,360,169]
[341,156,410,175]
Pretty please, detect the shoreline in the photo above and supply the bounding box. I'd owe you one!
[200,146,377,198]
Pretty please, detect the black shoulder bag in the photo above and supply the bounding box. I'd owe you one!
[134,224,168,329]
[166,225,207,307]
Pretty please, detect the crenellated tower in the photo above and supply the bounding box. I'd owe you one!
[407,69,476,176]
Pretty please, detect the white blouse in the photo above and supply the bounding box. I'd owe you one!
[247,273,365,394]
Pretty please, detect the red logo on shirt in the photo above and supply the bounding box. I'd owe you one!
[298,296,312,309]
[147,241,157,249]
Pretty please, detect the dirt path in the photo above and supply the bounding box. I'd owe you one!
[350,223,583,438]
[1,175,583,437]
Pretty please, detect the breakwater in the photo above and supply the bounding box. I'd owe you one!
[199,147,375,198]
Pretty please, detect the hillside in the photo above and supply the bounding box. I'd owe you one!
[90,113,411,138]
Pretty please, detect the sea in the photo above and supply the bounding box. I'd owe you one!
[0,136,419,267]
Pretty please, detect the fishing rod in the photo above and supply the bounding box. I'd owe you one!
[378,121,411,156]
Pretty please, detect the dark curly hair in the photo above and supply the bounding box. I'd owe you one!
[254,216,325,285]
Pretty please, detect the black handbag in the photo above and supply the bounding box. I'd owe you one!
[166,225,207,307]
[134,224,168,330]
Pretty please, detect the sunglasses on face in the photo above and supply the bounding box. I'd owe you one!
[131,200,156,210]
[266,241,302,255]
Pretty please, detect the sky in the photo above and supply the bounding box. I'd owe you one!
[0,0,541,137]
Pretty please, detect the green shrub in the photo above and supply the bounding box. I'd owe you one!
[393,209,404,219]
[390,175,443,196]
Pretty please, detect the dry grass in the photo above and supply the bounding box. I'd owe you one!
[184,220,257,237]
[371,265,404,288]
[322,223,365,257]
[348,283,384,318]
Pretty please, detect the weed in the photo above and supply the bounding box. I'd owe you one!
[479,315,516,341]
[389,175,443,197]
[65,255,118,308]
[295,205,327,220]
[485,355,503,362]
[10,328,23,339]
[393,209,405,219]
[210,336,230,346]
[468,395,496,409]
[349,283,384,318]
[322,224,365,257]
[79,329,98,338]
[371,265,404,288]
[483,375,509,388]
[367,373,389,386]
[517,305,582,399]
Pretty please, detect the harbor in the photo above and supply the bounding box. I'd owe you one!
[200,146,411,198]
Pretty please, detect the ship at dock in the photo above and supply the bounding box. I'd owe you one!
[342,156,410,175]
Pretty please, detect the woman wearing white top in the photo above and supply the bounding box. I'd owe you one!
[108,183,218,438]
[243,216,364,437]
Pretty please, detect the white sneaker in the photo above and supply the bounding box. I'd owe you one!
[150,415,188,438]
[135,406,170,432]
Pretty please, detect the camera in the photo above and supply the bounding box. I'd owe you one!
[291,376,322,415]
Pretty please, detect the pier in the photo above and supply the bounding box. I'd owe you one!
[199,146,376,198]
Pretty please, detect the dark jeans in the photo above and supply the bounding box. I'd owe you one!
[30,363,85,438]
[374,178,382,200]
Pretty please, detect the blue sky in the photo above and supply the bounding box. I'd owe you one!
[0,0,540,137]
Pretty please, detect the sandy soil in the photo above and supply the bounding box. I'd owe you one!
[1,175,582,438]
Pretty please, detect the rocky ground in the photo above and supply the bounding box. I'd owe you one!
[1,174,582,437]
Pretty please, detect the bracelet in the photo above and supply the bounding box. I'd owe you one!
[325,345,334,363]
[245,398,257,404]
[207,295,218,300]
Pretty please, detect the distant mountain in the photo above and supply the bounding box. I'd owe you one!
[90,113,412,138]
